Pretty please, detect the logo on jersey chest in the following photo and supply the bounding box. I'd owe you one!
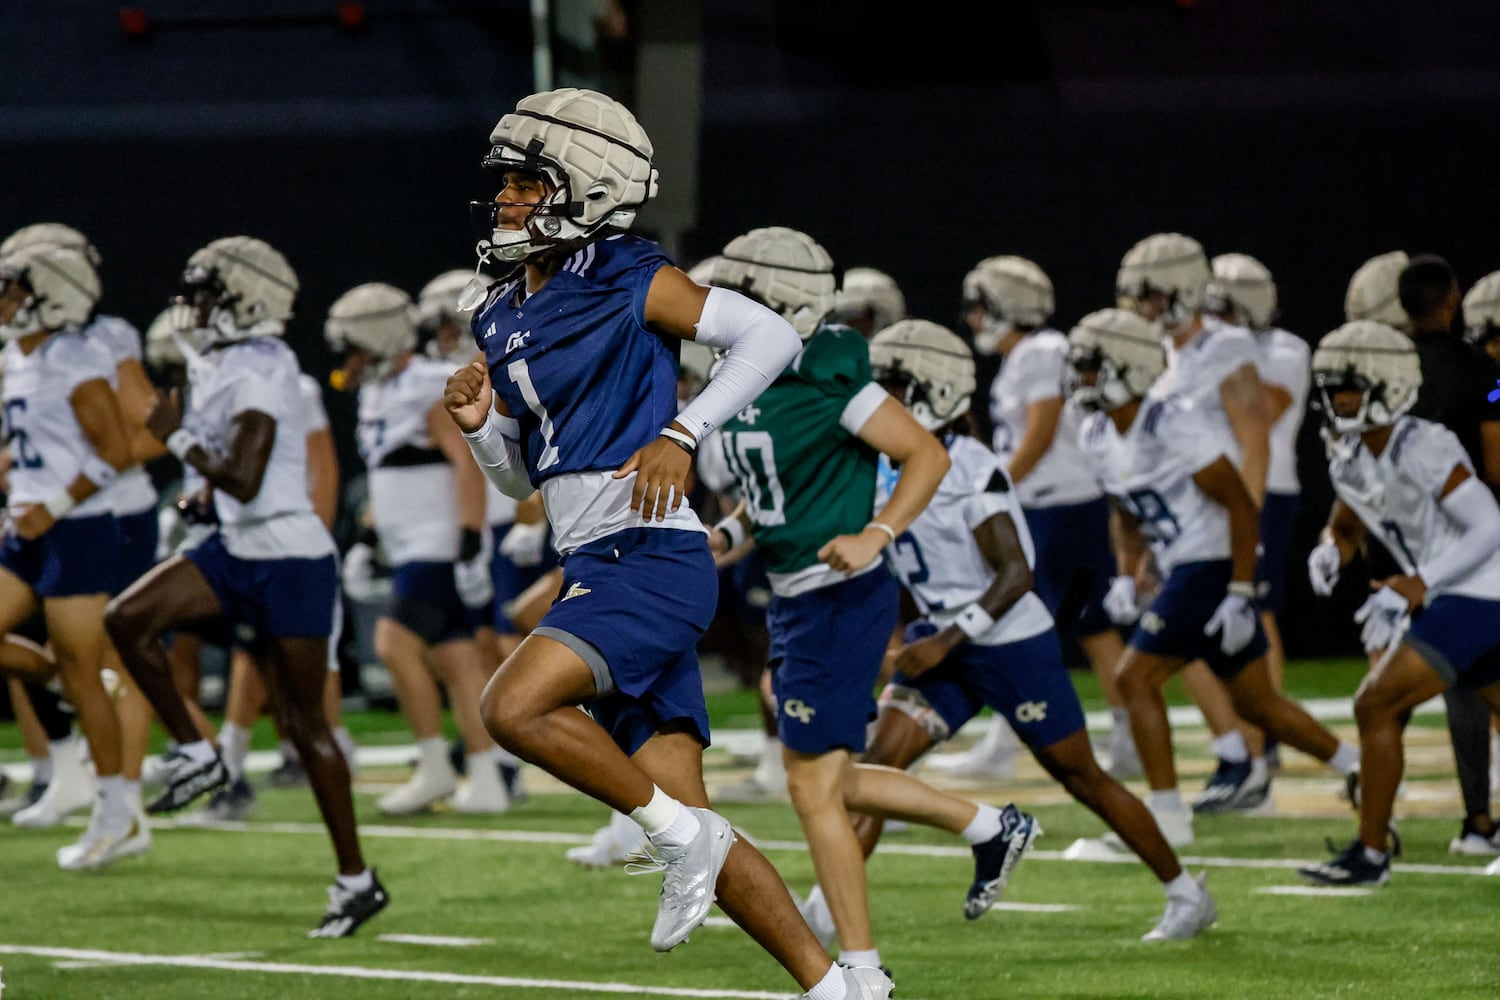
[736,404,761,425]
[505,330,532,355]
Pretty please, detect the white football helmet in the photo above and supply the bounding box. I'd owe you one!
[1311,320,1421,434]
[1462,269,1500,350]
[180,236,298,343]
[685,255,723,286]
[325,282,418,378]
[417,268,491,329]
[0,243,100,340]
[143,302,206,370]
[868,319,976,432]
[833,267,906,334]
[1064,308,1166,412]
[1344,250,1410,328]
[478,87,658,263]
[1116,233,1212,330]
[962,255,1055,354]
[709,227,837,339]
[1209,252,1277,330]
[0,222,101,267]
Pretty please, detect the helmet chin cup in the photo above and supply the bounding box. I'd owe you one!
[0,301,44,342]
[973,318,1013,356]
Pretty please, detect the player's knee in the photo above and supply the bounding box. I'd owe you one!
[103,595,142,649]
[478,679,521,746]
[1116,665,1152,703]
[1353,686,1391,730]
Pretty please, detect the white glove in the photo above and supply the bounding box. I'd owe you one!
[1354,587,1411,653]
[1103,575,1140,626]
[454,529,494,610]
[1204,591,1257,656]
[341,541,377,602]
[1307,540,1342,597]
[498,520,548,568]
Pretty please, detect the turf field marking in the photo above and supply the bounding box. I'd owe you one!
[148,818,1498,879]
[988,901,1081,912]
[1253,886,1375,897]
[0,944,800,999]
[376,934,491,947]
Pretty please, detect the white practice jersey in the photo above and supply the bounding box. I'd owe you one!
[1148,317,1257,468]
[1079,396,1233,576]
[880,435,1053,645]
[1329,417,1500,602]
[1256,327,1310,494]
[989,330,1101,508]
[2,331,119,519]
[181,337,332,559]
[86,314,158,517]
[299,373,329,435]
[357,357,461,564]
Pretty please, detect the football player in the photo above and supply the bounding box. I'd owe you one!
[326,281,509,815]
[446,88,889,999]
[1067,307,1361,848]
[1117,233,1279,814]
[105,236,387,937]
[1344,250,1412,329]
[1298,321,1500,884]
[704,227,984,983]
[942,254,1140,782]
[830,267,906,339]
[0,244,142,868]
[1463,269,1500,367]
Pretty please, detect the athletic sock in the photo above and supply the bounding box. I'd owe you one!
[632,786,700,847]
[1362,845,1387,865]
[1148,788,1184,814]
[178,739,217,766]
[417,736,451,776]
[335,868,374,892]
[1212,731,1249,764]
[960,804,1003,845]
[1329,741,1360,774]
[332,726,358,769]
[30,754,53,786]
[219,722,251,782]
[806,964,849,1000]
[1164,871,1199,899]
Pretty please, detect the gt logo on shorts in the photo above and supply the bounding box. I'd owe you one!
[1139,611,1164,634]
[783,698,816,724]
[1016,701,1048,723]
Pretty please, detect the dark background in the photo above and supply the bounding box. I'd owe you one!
[5,0,1500,659]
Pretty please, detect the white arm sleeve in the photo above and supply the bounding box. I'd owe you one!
[1418,476,1500,593]
[673,287,802,444]
[463,410,535,500]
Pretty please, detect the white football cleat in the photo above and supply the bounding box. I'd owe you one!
[1143,872,1216,941]
[452,756,510,815]
[377,759,457,815]
[1101,799,1193,851]
[56,806,150,871]
[566,812,649,869]
[803,965,893,999]
[14,753,95,829]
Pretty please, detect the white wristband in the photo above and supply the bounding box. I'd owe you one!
[43,492,76,520]
[659,426,699,451]
[954,603,996,640]
[166,428,199,462]
[1227,581,1257,599]
[713,515,746,550]
[865,520,897,547]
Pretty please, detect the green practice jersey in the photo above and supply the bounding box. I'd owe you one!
[717,324,889,586]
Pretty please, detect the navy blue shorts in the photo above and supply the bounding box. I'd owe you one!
[1024,496,1115,637]
[0,513,120,598]
[536,527,718,756]
[389,561,478,646]
[893,621,1087,751]
[117,508,160,594]
[1404,595,1500,689]
[184,533,337,641]
[768,566,899,755]
[486,522,558,633]
[1254,491,1300,615]
[1129,559,1268,680]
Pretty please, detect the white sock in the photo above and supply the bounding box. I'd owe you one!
[630,786,700,847]
[1110,706,1130,730]
[1164,871,1199,899]
[1212,731,1249,764]
[467,746,502,771]
[1329,741,1360,774]
[1148,789,1184,814]
[335,868,374,892]
[178,739,217,766]
[31,754,53,785]
[97,775,128,816]
[838,948,880,969]
[333,726,358,769]
[754,737,786,786]
[219,722,251,782]
[279,738,300,763]
[1362,845,1387,865]
[123,779,143,812]
[417,736,451,775]
[806,964,848,1000]
[960,804,1003,845]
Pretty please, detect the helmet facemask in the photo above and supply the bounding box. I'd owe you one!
[0,267,45,342]
[1065,345,1135,412]
[1312,365,1409,436]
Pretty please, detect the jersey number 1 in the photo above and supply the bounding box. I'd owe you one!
[507,358,560,472]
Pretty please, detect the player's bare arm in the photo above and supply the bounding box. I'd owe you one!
[148,387,275,505]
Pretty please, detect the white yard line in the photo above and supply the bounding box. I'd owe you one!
[376,934,491,947]
[146,816,1498,879]
[0,944,800,999]
[1254,886,1375,897]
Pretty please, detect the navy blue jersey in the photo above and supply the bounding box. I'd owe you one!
[472,235,680,486]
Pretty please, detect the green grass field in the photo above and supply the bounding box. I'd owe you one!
[1,659,1497,1000]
